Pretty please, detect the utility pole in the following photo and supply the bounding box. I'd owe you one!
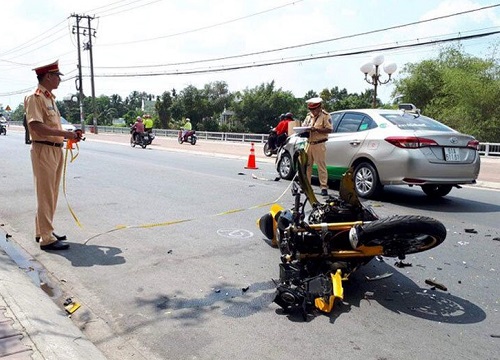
[71,14,85,133]
[71,14,97,134]
[84,15,98,134]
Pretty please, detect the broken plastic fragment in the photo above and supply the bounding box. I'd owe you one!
[425,279,448,291]
[365,272,393,281]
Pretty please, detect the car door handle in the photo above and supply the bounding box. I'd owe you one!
[349,140,361,146]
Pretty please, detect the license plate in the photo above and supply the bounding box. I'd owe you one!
[444,147,461,161]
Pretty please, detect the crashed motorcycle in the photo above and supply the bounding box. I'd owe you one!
[257,146,447,319]
[178,129,197,145]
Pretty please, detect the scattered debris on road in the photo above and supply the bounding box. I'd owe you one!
[425,279,448,291]
[464,228,478,234]
[365,272,393,281]
[395,260,412,268]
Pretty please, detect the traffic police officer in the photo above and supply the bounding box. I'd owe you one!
[24,60,82,251]
[302,97,333,196]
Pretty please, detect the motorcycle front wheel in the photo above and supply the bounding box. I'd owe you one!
[263,142,273,157]
[130,136,135,147]
[358,215,446,257]
[190,136,197,145]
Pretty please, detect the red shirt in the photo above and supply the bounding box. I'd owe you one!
[133,121,145,133]
[275,120,291,135]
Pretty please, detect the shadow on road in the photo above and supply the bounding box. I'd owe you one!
[327,260,486,325]
[47,242,126,267]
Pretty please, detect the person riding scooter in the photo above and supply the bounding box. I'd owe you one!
[269,112,294,150]
[181,118,192,142]
[131,116,145,143]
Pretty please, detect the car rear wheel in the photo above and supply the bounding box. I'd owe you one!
[421,184,453,198]
[278,152,295,180]
[354,162,382,199]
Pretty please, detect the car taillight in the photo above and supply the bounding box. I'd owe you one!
[384,136,439,149]
[467,140,480,150]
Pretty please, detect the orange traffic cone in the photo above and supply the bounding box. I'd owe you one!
[245,142,258,169]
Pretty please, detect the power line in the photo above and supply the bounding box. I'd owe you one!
[95,3,500,69]
[89,30,500,78]
[96,0,305,46]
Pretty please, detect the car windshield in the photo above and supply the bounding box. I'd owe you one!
[381,113,454,132]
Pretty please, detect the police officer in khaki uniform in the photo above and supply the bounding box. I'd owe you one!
[302,97,333,196]
[24,60,82,251]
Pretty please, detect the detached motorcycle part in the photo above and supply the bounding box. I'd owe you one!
[257,204,283,247]
[314,270,344,313]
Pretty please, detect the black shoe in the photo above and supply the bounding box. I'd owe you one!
[321,189,328,196]
[35,232,67,243]
[40,241,70,251]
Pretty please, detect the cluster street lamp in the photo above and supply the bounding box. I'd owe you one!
[360,55,397,108]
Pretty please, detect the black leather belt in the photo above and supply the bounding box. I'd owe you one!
[32,140,64,148]
[309,139,328,145]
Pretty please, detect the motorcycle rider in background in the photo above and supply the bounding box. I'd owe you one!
[143,114,154,143]
[269,112,294,150]
[181,118,192,141]
[143,114,153,133]
[131,116,145,142]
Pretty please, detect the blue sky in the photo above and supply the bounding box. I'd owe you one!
[1,0,499,111]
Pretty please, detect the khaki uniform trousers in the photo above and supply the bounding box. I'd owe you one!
[31,143,63,245]
[306,142,328,190]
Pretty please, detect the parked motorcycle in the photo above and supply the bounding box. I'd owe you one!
[257,146,447,319]
[178,129,197,145]
[0,123,6,135]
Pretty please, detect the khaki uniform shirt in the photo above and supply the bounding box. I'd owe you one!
[24,85,63,143]
[302,109,332,142]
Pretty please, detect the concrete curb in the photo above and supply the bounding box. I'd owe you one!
[0,230,108,360]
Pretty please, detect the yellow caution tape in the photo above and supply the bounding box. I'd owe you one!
[83,176,294,245]
[62,141,83,228]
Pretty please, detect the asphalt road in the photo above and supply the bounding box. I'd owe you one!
[1,130,499,360]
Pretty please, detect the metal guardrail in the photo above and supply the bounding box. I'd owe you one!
[478,143,500,157]
[96,126,268,143]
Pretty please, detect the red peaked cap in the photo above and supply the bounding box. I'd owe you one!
[32,60,64,76]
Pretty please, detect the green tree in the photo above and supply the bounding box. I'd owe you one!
[393,45,500,142]
[233,81,301,133]
[156,91,173,128]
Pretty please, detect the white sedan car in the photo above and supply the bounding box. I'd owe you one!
[276,105,480,199]
[61,117,76,131]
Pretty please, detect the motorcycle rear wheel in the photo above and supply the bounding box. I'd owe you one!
[358,215,446,257]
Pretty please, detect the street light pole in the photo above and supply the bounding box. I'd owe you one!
[360,55,397,108]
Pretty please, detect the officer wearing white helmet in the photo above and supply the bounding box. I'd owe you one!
[302,97,333,196]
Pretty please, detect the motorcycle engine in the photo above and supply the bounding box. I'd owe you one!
[274,263,332,315]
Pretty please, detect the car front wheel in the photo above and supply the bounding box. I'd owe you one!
[354,162,382,199]
[421,184,453,198]
[278,152,295,180]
